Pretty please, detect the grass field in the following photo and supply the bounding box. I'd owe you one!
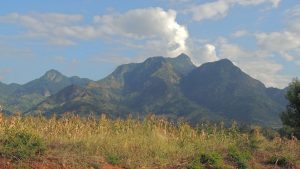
[0,113,299,169]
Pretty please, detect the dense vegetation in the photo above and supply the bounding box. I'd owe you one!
[281,78,300,139]
[0,113,299,169]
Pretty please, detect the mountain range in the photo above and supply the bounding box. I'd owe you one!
[0,54,288,127]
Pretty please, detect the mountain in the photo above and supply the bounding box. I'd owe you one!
[181,59,284,126]
[0,70,92,112]
[29,54,288,126]
[29,55,218,121]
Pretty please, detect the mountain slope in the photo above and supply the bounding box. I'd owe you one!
[181,59,284,126]
[1,70,92,112]
[28,55,287,126]
[30,55,218,121]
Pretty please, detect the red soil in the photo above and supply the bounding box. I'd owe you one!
[0,157,123,169]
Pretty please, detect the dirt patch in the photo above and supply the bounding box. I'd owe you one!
[101,162,123,169]
[0,158,14,169]
[0,157,123,169]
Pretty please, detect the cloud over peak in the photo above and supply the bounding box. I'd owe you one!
[94,7,189,56]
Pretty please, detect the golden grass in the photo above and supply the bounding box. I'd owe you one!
[0,113,299,169]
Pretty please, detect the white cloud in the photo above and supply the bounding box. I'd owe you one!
[232,30,249,38]
[280,52,294,61]
[93,7,188,56]
[236,0,280,7]
[253,7,300,62]
[187,0,280,21]
[188,1,230,21]
[218,42,251,59]
[0,12,100,44]
[0,8,188,57]
[256,31,300,53]
[187,43,219,66]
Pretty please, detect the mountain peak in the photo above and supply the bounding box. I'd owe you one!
[200,58,236,71]
[144,56,165,64]
[176,53,190,59]
[214,58,234,65]
[42,69,65,82]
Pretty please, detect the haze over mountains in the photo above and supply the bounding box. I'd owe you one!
[0,54,288,126]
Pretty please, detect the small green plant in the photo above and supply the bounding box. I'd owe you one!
[269,155,290,167]
[0,129,46,160]
[186,160,203,169]
[106,154,120,165]
[228,146,251,169]
[187,152,225,169]
[200,152,223,166]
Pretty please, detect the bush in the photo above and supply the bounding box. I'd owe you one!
[269,155,290,167]
[0,129,46,160]
[228,146,251,169]
[200,152,223,166]
[187,152,225,169]
[106,154,120,165]
[186,160,203,169]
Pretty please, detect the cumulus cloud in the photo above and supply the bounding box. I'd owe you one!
[254,7,300,63]
[187,42,219,66]
[0,8,188,57]
[188,0,280,21]
[256,31,300,53]
[93,7,188,56]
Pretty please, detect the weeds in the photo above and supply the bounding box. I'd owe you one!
[106,154,120,165]
[228,146,251,169]
[0,113,298,168]
[0,128,46,160]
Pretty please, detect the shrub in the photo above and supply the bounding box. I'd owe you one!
[188,152,225,169]
[0,129,46,160]
[106,154,120,165]
[228,146,251,169]
[186,160,203,169]
[269,155,290,167]
[200,152,223,166]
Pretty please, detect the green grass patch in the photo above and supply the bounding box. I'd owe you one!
[228,146,251,169]
[0,129,46,160]
[268,155,291,167]
[188,152,227,169]
[106,154,121,165]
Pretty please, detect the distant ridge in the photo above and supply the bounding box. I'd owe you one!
[26,54,287,126]
[0,69,92,112]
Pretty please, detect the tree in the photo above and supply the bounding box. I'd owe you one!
[281,78,300,138]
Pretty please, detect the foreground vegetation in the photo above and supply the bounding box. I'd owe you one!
[0,113,299,169]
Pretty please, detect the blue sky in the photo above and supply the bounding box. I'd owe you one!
[0,0,299,88]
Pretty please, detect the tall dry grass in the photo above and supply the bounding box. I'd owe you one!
[0,113,299,168]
